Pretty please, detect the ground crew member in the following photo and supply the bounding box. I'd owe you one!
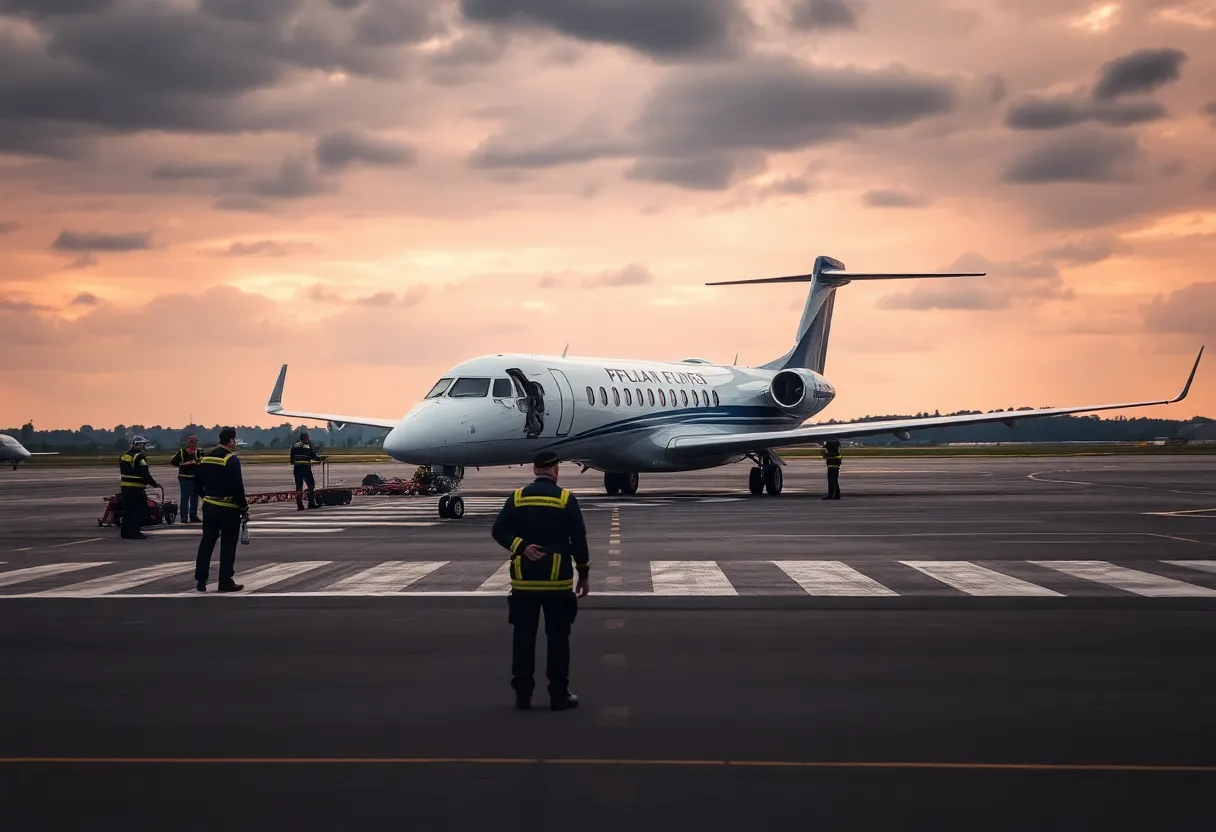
[823,438,842,500]
[289,431,321,510]
[194,427,246,592]
[170,435,202,523]
[118,436,160,539]
[491,450,590,712]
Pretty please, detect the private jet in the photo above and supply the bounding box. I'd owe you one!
[0,434,59,470]
[266,255,1203,518]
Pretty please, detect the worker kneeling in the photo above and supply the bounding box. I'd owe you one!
[492,450,590,712]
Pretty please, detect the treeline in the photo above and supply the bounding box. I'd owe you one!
[3,422,391,454]
[814,412,1212,445]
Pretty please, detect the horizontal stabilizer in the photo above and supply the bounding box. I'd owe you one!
[707,271,984,285]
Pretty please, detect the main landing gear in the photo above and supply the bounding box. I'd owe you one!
[746,453,783,496]
[437,495,465,519]
[604,472,639,496]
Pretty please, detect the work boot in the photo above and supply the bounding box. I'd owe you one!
[218,582,244,593]
[515,695,531,711]
[196,581,206,592]
[550,693,579,711]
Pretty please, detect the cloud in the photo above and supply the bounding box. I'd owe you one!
[351,0,444,46]
[582,263,654,288]
[0,0,116,16]
[1036,235,1132,265]
[249,157,334,199]
[627,153,753,190]
[315,129,418,171]
[1142,282,1216,335]
[877,252,1069,310]
[51,230,151,252]
[71,292,101,306]
[1002,130,1138,184]
[458,0,750,60]
[862,187,932,207]
[788,0,860,31]
[67,253,99,270]
[151,161,248,180]
[0,221,17,234]
[1092,48,1188,100]
[303,282,430,306]
[199,0,304,24]
[219,240,315,257]
[1206,102,1216,125]
[468,133,634,169]
[213,195,276,213]
[1004,97,1166,130]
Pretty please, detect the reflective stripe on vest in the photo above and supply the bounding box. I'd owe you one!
[512,487,570,509]
[199,455,238,507]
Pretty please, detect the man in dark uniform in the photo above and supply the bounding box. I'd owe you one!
[194,427,247,592]
[118,436,160,539]
[822,438,842,500]
[491,450,590,711]
[170,435,202,523]
[289,431,321,510]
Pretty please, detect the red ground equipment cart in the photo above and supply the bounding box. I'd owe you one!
[97,487,178,530]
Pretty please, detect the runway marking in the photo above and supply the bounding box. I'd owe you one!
[1165,560,1216,576]
[0,562,110,588]
[325,561,448,593]
[1030,561,1216,598]
[902,561,1062,597]
[1028,470,1216,498]
[650,561,737,595]
[33,562,186,596]
[772,561,896,596]
[1,757,1212,773]
[476,562,511,593]
[149,527,344,535]
[49,538,104,548]
[226,562,332,592]
[1148,533,1210,546]
[9,547,34,552]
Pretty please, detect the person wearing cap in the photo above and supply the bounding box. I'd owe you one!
[194,426,247,592]
[822,438,842,500]
[118,436,160,540]
[491,449,590,712]
[289,430,322,510]
[170,435,202,523]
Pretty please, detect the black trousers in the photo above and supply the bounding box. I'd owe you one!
[293,466,316,507]
[827,466,841,498]
[509,591,578,699]
[120,487,145,537]
[195,502,241,584]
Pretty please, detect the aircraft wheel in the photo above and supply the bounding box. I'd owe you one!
[604,473,620,496]
[748,467,764,496]
[438,495,451,518]
[621,472,639,495]
[764,465,783,495]
[448,496,465,519]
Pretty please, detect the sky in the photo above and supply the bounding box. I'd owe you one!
[1,0,1214,431]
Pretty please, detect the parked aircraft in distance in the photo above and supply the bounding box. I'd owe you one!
[267,254,1203,518]
[0,434,59,470]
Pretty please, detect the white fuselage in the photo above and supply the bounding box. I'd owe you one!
[0,435,33,465]
[381,354,835,472]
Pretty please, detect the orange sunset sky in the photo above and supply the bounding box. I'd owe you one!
[1,0,1214,431]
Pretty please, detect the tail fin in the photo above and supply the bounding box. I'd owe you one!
[707,256,984,373]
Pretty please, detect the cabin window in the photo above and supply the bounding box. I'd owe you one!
[624,388,632,406]
[713,390,720,407]
[636,388,643,405]
[586,387,595,405]
[647,389,655,406]
[613,388,620,406]
[492,378,514,398]
[449,377,490,398]
[669,389,676,407]
[599,387,608,406]
[658,389,666,406]
[425,378,453,398]
[680,389,688,407]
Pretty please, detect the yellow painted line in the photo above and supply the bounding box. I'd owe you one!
[0,757,1211,772]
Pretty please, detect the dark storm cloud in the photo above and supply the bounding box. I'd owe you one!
[625,154,744,190]
[862,187,932,207]
[458,0,750,60]
[352,0,444,46]
[151,162,248,180]
[788,0,859,31]
[1142,283,1216,335]
[315,129,417,170]
[51,230,152,252]
[0,0,115,15]
[1004,97,1166,130]
[249,157,334,198]
[468,134,633,168]
[198,0,304,24]
[1092,48,1187,100]
[1002,131,1137,184]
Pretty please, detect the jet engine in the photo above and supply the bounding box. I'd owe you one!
[768,368,834,418]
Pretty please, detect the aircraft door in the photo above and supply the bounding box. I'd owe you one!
[506,368,546,439]
[547,368,575,437]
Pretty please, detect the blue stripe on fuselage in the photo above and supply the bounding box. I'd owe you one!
[548,405,792,449]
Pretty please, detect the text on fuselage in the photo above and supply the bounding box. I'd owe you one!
[605,368,707,386]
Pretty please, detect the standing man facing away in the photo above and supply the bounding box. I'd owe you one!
[118,436,160,540]
[289,431,321,510]
[491,450,590,712]
[194,427,246,592]
[170,435,202,523]
[822,438,842,500]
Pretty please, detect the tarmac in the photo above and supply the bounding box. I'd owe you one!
[2,456,1215,828]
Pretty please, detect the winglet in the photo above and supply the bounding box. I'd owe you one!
[267,364,287,415]
[1171,346,1204,403]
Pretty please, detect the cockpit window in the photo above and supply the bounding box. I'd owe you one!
[425,379,453,398]
[492,378,514,398]
[449,377,491,398]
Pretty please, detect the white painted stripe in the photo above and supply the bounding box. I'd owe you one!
[650,561,737,596]
[476,561,511,593]
[1031,560,1216,597]
[147,527,343,535]
[773,561,897,596]
[325,561,447,593]
[250,520,436,527]
[1164,560,1216,576]
[903,561,1062,597]
[34,562,186,596]
[0,562,110,588]
[230,561,332,591]
[49,538,104,548]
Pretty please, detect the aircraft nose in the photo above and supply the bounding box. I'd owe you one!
[383,419,438,463]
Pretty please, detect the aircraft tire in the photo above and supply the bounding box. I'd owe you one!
[764,465,783,495]
[748,467,764,495]
[448,496,465,519]
[604,473,621,496]
[438,495,451,518]
[621,472,639,495]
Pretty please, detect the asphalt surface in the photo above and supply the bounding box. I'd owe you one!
[2,456,1215,828]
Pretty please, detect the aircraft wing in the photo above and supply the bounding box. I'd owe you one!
[27,452,60,456]
[668,347,1204,458]
[265,364,400,430]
